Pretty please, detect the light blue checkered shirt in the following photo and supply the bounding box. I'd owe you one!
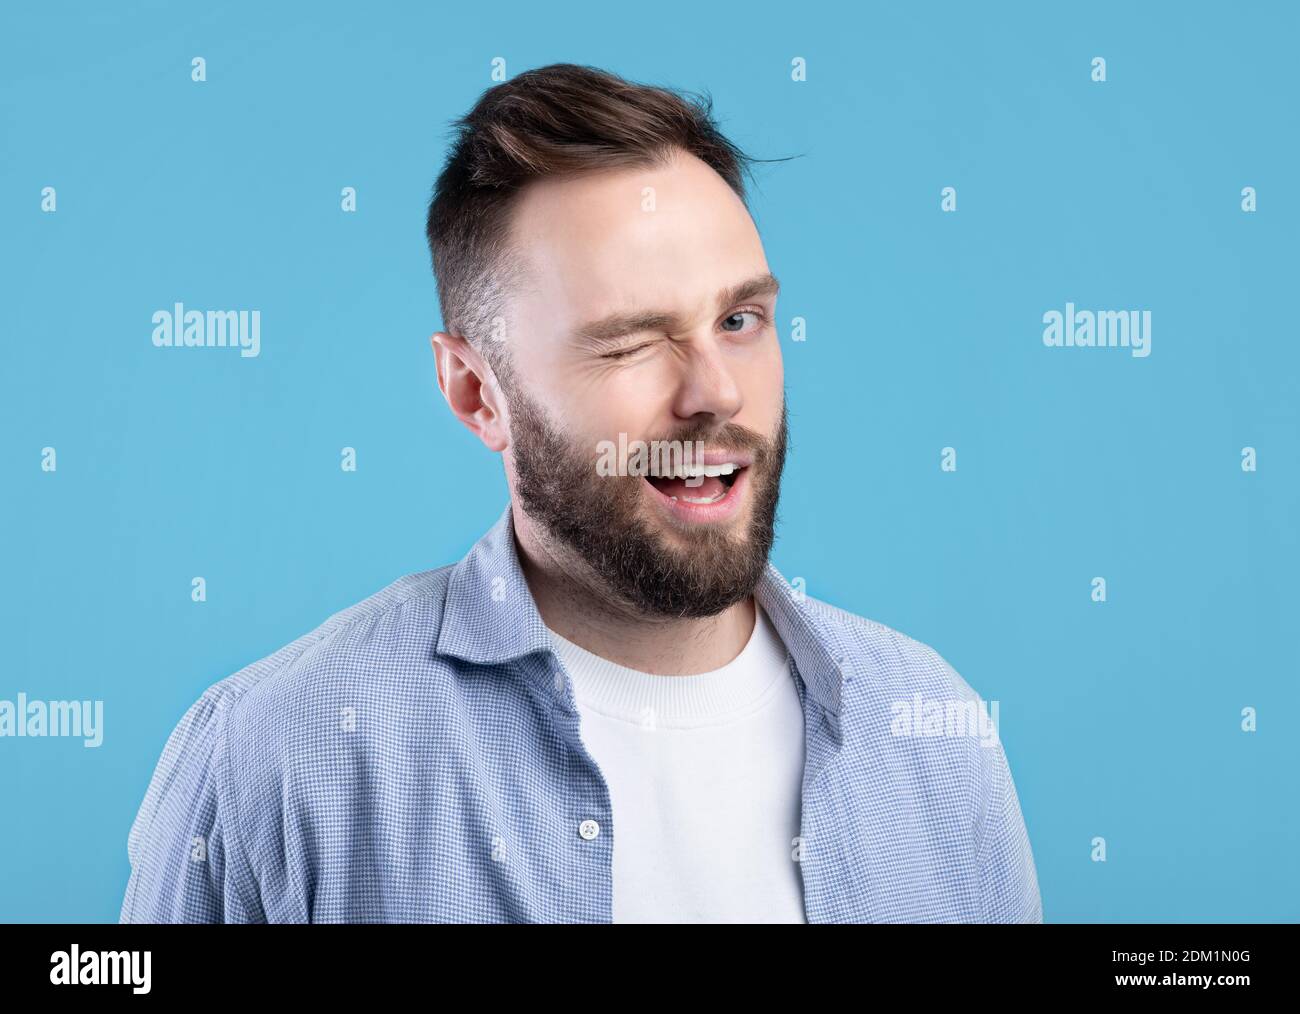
[120,503,1042,923]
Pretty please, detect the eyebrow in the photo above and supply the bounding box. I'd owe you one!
[571,272,781,350]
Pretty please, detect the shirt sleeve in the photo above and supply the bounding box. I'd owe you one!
[119,688,264,923]
[976,737,1043,923]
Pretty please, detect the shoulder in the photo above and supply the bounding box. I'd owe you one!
[797,591,1041,920]
[122,566,460,921]
[148,564,462,798]
[202,565,457,725]
[795,590,1003,826]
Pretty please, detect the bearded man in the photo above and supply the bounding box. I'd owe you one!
[120,63,1041,925]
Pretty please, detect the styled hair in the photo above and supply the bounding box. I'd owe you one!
[425,63,755,377]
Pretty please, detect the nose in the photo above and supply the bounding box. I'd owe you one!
[668,337,744,425]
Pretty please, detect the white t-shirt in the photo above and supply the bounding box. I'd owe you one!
[546,600,807,923]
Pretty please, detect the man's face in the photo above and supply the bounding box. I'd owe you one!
[499,150,786,618]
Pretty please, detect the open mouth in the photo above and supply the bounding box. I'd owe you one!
[644,464,745,505]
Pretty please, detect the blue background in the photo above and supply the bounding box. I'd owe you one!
[2,0,1296,922]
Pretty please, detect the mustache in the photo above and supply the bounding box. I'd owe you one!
[651,422,767,450]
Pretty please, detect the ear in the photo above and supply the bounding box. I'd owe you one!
[430,331,510,453]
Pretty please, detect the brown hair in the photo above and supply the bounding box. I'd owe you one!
[425,63,755,376]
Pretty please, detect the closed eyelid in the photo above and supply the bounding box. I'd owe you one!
[603,347,641,359]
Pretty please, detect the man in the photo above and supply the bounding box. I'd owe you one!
[121,63,1042,924]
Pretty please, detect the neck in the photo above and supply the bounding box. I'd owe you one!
[511,502,757,676]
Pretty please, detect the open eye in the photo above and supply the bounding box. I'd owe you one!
[719,309,769,335]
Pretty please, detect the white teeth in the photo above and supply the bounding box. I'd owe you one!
[671,491,727,505]
[658,462,740,480]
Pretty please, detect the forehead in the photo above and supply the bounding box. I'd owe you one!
[506,151,768,326]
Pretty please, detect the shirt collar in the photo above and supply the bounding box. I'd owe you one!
[436,501,845,718]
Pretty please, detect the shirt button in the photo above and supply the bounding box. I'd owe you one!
[578,819,601,841]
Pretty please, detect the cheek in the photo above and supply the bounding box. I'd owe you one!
[766,327,785,375]
[571,377,661,444]
[740,342,785,442]
[761,331,784,377]
[739,334,785,404]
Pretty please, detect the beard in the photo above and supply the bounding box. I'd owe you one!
[504,379,787,619]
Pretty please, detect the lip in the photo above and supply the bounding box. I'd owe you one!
[642,464,750,524]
